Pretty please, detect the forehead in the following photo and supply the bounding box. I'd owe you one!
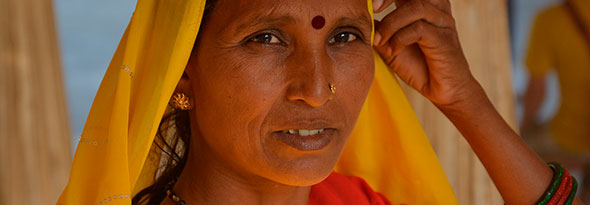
[212,0,371,28]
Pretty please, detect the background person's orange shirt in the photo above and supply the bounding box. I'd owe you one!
[526,0,590,153]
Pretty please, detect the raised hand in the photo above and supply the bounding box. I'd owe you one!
[372,0,479,107]
[370,1,584,204]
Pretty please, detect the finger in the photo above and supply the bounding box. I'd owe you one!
[373,0,396,13]
[374,0,454,46]
[395,0,451,19]
[395,0,409,7]
[374,20,443,62]
[389,45,430,91]
[425,0,452,15]
[401,0,451,15]
[374,19,381,28]
[387,20,445,58]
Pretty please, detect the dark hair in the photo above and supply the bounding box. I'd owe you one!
[132,1,218,204]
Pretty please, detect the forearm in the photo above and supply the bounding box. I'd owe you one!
[438,81,553,204]
[371,0,580,202]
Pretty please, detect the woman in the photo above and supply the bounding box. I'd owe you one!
[58,0,582,204]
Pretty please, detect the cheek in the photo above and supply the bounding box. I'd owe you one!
[191,52,284,165]
[333,49,375,129]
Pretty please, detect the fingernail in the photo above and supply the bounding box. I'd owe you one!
[373,32,382,46]
[373,0,383,12]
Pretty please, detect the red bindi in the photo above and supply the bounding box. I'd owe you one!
[311,15,325,30]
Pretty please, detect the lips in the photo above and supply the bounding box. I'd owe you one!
[271,128,336,151]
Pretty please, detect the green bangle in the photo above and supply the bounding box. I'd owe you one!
[538,162,564,205]
[564,176,578,205]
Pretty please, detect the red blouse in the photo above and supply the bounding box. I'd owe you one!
[309,172,392,205]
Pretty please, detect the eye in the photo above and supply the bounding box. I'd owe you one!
[249,33,281,44]
[329,32,358,44]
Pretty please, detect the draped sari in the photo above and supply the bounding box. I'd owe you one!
[57,0,457,204]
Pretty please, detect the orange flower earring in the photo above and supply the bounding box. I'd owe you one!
[171,93,192,110]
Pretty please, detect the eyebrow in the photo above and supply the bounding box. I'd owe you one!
[233,13,373,35]
[235,15,296,34]
[333,15,373,33]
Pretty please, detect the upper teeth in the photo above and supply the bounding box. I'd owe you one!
[282,129,325,136]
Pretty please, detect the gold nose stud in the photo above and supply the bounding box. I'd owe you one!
[329,83,336,94]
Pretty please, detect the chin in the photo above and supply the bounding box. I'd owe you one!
[257,127,350,187]
[264,152,341,187]
[272,168,334,187]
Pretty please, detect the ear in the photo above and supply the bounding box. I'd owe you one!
[171,71,195,110]
[174,72,193,97]
[175,52,198,100]
[177,51,198,95]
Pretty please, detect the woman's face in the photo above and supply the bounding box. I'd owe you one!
[185,0,374,186]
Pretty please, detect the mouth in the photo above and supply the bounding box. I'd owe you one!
[271,128,336,151]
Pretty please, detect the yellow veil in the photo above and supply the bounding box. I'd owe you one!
[58,0,457,204]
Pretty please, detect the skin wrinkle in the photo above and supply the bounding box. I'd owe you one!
[117,0,583,204]
[234,16,296,37]
[171,0,373,204]
[153,0,585,203]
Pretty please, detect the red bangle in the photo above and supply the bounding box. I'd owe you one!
[548,171,570,205]
[557,175,574,204]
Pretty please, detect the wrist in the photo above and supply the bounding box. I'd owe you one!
[434,78,492,115]
[434,78,516,142]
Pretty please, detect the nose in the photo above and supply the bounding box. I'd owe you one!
[285,49,333,108]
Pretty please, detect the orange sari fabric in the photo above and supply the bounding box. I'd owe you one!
[309,172,392,205]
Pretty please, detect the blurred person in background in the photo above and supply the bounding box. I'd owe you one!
[522,0,590,201]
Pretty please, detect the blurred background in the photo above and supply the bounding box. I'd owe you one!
[0,0,587,204]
